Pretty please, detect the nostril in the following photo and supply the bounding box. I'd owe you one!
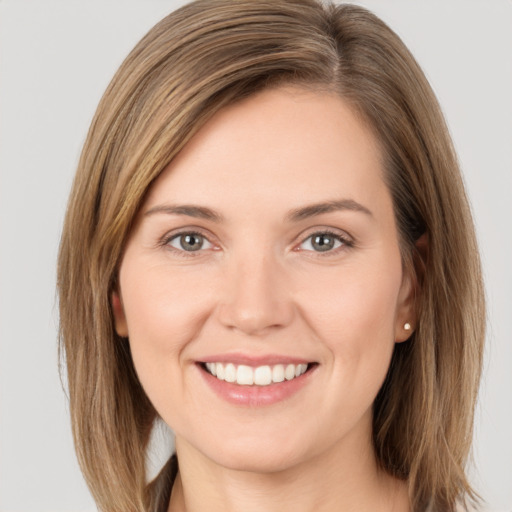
[216,298,295,336]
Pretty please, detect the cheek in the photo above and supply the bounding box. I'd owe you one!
[296,258,402,345]
[119,263,218,405]
[294,254,402,406]
[298,260,402,414]
[121,261,214,346]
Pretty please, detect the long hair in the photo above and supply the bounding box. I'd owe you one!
[57,1,485,511]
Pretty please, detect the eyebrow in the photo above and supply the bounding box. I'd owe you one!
[144,204,224,222]
[285,199,373,222]
[144,199,372,223]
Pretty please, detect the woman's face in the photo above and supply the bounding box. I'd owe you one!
[113,86,415,473]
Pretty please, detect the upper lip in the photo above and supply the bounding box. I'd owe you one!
[198,353,314,366]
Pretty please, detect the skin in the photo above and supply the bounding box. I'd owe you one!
[113,86,415,512]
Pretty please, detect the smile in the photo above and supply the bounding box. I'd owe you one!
[204,362,309,386]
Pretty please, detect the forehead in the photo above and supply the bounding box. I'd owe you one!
[143,86,388,217]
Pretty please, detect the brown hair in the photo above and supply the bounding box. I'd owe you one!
[57,1,485,511]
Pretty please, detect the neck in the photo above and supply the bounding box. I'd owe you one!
[167,417,410,512]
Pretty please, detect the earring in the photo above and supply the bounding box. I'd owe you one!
[404,322,412,331]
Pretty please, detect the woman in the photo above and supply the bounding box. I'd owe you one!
[57,1,485,511]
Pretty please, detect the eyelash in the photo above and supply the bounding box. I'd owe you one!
[160,230,213,258]
[297,229,354,255]
[160,228,354,258]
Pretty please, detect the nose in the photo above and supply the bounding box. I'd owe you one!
[216,253,295,337]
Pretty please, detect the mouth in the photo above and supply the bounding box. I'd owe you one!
[196,354,318,406]
[201,362,311,386]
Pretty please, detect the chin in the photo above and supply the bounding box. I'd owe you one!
[210,446,303,474]
[186,431,311,474]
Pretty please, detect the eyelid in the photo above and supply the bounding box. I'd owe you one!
[169,232,213,251]
[159,227,219,255]
[157,225,354,256]
[294,227,354,254]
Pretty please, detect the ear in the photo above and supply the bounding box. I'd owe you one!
[111,290,128,337]
[394,233,428,343]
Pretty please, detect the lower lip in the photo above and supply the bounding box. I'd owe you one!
[197,364,316,406]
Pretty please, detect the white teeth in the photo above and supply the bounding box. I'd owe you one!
[216,362,225,380]
[224,363,236,383]
[206,362,216,376]
[236,365,254,385]
[272,364,285,383]
[285,364,296,380]
[204,362,309,386]
[254,365,272,386]
[295,364,307,377]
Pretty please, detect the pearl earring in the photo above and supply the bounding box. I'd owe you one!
[404,322,412,331]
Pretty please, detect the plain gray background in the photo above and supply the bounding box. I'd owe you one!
[1,1,511,511]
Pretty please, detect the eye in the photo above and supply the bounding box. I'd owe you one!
[299,231,350,253]
[167,232,213,252]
